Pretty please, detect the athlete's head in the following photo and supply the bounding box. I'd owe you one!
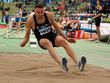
[34,3,45,17]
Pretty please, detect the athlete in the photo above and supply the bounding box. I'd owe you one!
[20,3,86,72]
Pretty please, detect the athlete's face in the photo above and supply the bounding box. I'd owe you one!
[35,8,45,17]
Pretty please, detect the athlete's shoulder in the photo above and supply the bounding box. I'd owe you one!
[27,15,34,23]
[45,11,54,17]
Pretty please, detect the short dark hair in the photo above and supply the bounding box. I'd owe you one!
[35,3,44,8]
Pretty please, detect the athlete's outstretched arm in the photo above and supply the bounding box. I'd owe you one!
[20,17,32,47]
[49,13,67,39]
[50,13,75,43]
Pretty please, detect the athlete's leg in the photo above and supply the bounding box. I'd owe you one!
[39,38,62,65]
[55,36,87,71]
[55,36,78,64]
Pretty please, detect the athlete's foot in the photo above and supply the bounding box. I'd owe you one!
[62,57,69,72]
[78,56,87,72]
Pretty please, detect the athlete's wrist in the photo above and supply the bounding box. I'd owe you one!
[64,36,69,41]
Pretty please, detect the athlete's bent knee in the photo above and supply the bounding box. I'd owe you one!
[40,39,52,48]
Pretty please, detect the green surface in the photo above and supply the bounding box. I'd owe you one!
[0,22,6,25]
[0,29,110,69]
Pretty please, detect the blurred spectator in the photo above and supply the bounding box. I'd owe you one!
[57,2,65,15]
[35,0,43,5]
[29,10,35,16]
[69,0,76,6]
[44,0,51,11]
[90,0,96,10]
[3,7,10,25]
[15,3,27,34]
[1,0,13,2]
[91,0,103,42]
[86,3,93,14]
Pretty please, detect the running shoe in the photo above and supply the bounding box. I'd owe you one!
[78,56,87,72]
[62,57,69,72]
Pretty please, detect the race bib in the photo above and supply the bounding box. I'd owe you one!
[38,24,51,35]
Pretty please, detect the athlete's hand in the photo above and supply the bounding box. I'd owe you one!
[20,41,26,47]
[67,38,76,43]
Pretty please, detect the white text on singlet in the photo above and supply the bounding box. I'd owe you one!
[38,24,51,35]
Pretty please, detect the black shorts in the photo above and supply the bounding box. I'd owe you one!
[37,32,58,49]
[95,18,101,26]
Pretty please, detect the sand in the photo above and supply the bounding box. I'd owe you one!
[0,53,110,83]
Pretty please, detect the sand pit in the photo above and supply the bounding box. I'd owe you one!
[0,53,110,83]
